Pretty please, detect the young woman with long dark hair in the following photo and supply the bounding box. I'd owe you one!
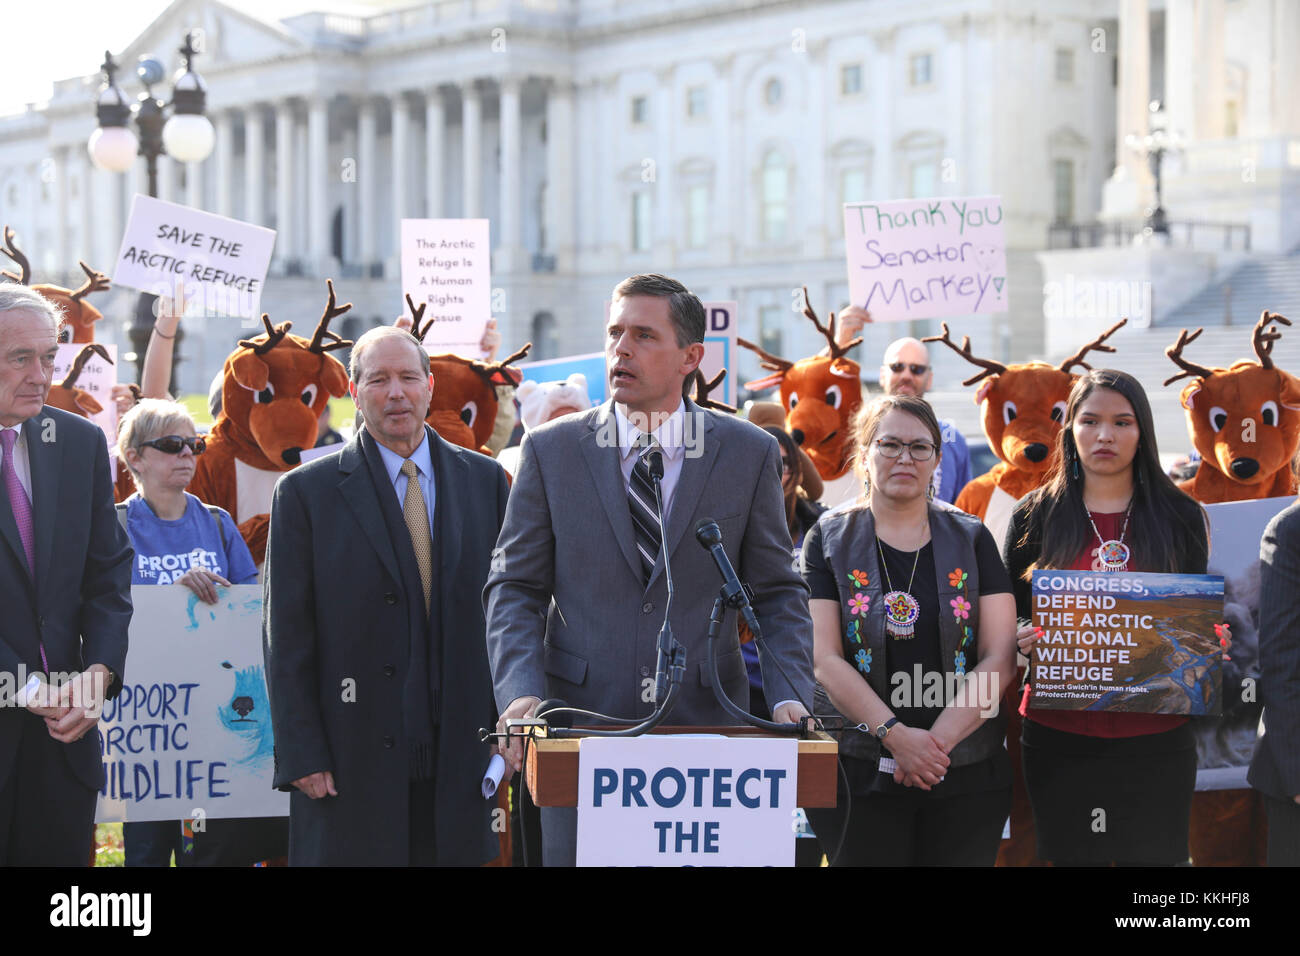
[1006,369,1221,866]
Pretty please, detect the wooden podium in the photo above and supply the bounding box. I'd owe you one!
[524,725,839,807]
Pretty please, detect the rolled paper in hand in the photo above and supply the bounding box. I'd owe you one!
[481,753,506,798]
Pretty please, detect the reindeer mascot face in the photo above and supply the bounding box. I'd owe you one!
[738,287,863,482]
[401,294,530,454]
[924,320,1127,541]
[3,226,110,343]
[1164,312,1300,502]
[189,280,352,563]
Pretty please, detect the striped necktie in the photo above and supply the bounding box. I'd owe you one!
[627,435,661,584]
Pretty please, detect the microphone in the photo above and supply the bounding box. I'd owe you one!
[694,519,761,634]
[648,448,682,706]
[647,449,664,482]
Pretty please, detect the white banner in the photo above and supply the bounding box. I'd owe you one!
[400,218,492,357]
[576,736,798,866]
[700,301,739,407]
[112,194,276,319]
[95,585,288,823]
[52,342,117,457]
[844,194,1008,321]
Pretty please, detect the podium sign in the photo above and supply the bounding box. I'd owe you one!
[576,736,798,866]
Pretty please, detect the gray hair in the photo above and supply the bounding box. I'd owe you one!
[612,274,705,347]
[349,326,430,383]
[117,398,197,486]
[0,284,63,333]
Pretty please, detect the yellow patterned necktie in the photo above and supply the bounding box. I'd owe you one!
[401,459,433,612]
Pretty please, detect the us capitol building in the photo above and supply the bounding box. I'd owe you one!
[1,0,1296,450]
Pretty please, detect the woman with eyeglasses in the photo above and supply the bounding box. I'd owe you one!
[116,399,265,867]
[802,394,1018,865]
[1005,369,1220,866]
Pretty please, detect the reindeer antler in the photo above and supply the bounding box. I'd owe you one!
[1162,328,1215,386]
[404,293,433,342]
[1252,310,1292,370]
[2,226,31,285]
[475,342,533,388]
[1057,318,1128,374]
[308,279,354,354]
[801,286,862,361]
[238,314,293,356]
[922,323,1008,386]
[736,338,795,376]
[69,261,111,302]
[689,368,737,414]
[59,343,112,389]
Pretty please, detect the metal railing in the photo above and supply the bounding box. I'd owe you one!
[1047,220,1252,252]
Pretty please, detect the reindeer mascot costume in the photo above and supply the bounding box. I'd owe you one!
[1163,312,1300,866]
[3,226,113,343]
[925,319,1127,867]
[189,280,353,565]
[738,288,864,508]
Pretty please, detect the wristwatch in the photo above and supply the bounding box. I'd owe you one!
[874,717,900,740]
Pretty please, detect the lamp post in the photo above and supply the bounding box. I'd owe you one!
[1125,99,1184,239]
[87,32,215,392]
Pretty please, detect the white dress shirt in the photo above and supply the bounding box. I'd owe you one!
[614,399,687,521]
[374,430,436,539]
[0,423,33,501]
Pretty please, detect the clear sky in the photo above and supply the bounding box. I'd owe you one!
[0,0,381,118]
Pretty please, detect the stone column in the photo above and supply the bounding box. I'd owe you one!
[1163,0,1196,142]
[1100,0,1151,218]
[461,81,482,218]
[802,41,828,258]
[275,99,295,266]
[544,78,576,270]
[306,96,330,272]
[712,57,734,260]
[214,109,234,217]
[357,97,377,270]
[185,152,203,209]
[1278,0,1300,136]
[871,29,895,199]
[1194,0,1226,139]
[497,76,522,272]
[53,148,69,277]
[392,91,410,271]
[76,148,94,262]
[653,64,676,263]
[425,86,445,217]
[244,104,265,224]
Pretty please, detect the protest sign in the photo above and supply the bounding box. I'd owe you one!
[1029,570,1224,715]
[517,352,607,405]
[400,218,491,357]
[700,300,738,407]
[112,194,275,319]
[1194,496,1296,789]
[843,195,1007,321]
[576,736,798,866]
[95,585,288,823]
[52,342,117,456]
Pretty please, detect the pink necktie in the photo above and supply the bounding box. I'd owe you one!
[1,428,47,672]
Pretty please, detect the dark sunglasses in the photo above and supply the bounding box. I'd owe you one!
[139,435,205,455]
[888,362,929,376]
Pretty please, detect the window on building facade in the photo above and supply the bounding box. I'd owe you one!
[761,151,789,242]
[631,95,649,125]
[759,304,783,361]
[764,78,783,107]
[687,85,708,118]
[1055,48,1074,83]
[841,64,863,95]
[908,161,936,199]
[1052,158,1074,223]
[686,185,709,248]
[909,53,932,87]
[839,168,867,234]
[1225,100,1239,137]
[632,191,652,251]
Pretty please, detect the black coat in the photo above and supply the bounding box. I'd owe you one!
[263,425,507,865]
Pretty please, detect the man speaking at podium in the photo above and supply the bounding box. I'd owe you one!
[484,274,813,865]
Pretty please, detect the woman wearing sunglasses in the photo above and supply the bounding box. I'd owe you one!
[116,399,267,867]
[803,394,1018,865]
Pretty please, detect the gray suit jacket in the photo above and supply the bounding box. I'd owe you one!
[484,398,814,726]
[1248,499,1300,801]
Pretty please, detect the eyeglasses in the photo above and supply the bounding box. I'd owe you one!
[138,435,205,455]
[874,439,936,461]
[887,362,929,376]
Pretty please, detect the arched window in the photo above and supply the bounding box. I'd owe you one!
[761,151,788,242]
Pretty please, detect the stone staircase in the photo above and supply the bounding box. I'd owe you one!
[1156,246,1300,329]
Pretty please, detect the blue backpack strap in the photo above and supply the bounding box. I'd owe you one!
[204,505,228,554]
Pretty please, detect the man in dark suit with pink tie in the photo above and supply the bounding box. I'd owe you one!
[0,284,132,866]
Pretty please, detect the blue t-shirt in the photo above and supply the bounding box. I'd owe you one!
[933,421,972,505]
[125,493,258,587]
